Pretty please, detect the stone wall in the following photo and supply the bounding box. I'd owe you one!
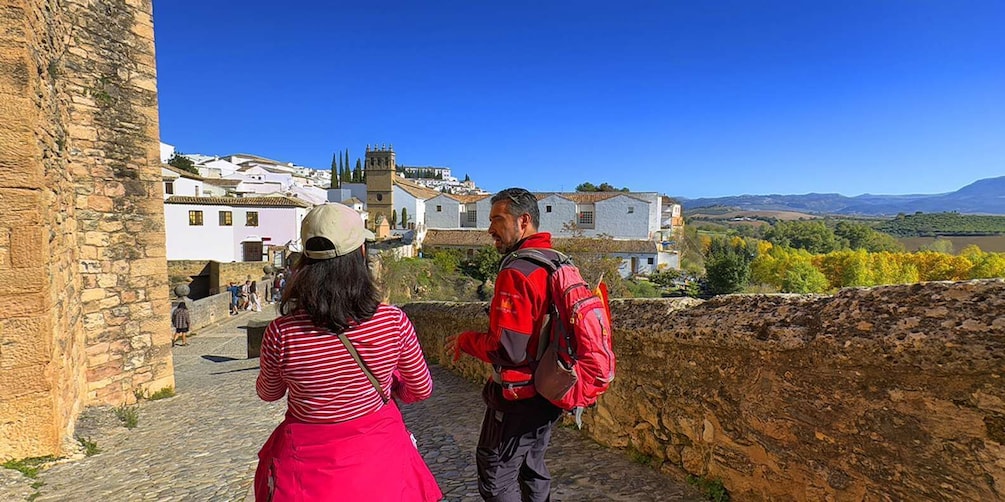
[402,279,1005,501]
[0,0,172,460]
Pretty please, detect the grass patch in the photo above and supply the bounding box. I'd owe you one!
[75,435,100,457]
[114,404,139,429]
[2,456,58,479]
[31,480,45,490]
[148,386,176,400]
[687,474,730,502]
[626,447,657,468]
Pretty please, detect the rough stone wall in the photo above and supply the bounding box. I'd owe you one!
[402,280,1005,501]
[65,0,172,406]
[0,0,173,460]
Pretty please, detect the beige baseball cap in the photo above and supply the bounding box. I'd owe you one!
[300,203,375,259]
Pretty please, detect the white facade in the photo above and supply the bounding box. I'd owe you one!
[537,194,579,235]
[161,167,205,199]
[424,194,462,229]
[164,198,309,262]
[160,142,175,163]
[593,194,655,239]
[392,185,424,230]
[196,158,241,179]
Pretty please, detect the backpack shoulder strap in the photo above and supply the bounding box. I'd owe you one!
[500,247,568,274]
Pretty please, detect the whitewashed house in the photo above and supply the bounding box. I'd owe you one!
[392,178,440,230]
[161,164,209,199]
[424,193,463,229]
[164,195,311,262]
[195,158,242,179]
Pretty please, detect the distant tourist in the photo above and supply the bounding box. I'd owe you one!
[249,279,261,312]
[227,281,240,315]
[254,203,441,501]
[446,187,563,501]
[271,273,283,304]
[171,301,190,347]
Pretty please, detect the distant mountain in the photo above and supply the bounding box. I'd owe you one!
[680,176,1005,216]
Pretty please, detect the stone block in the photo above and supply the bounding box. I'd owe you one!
[9,225,45,268]
[7,292,48,316]
[131,257,166,277]
[0,317,52,369]
[0,394,58,461]
[0,364,50,399]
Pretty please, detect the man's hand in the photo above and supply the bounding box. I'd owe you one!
[444,334,463,363]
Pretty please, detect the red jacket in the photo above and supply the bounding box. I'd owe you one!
[457,232,553,367]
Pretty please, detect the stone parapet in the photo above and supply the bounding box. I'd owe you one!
[402,279,1005,501]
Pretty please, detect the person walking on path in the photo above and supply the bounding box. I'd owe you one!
[171,301,191,346]
[255,202,442,502]
[249,279,261,312]
[446,188,563,502]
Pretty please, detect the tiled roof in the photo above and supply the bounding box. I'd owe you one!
[164,196,311,208]
[422,230,658,254]
[535,192,652,204]
[394,177,441,200]
[202,178,243,187]
[422,229,494,247]
[554,238,657,254]
[451,194,491,203]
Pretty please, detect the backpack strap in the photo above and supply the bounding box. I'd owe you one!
[335,332,390,405]
[499,247,569,361]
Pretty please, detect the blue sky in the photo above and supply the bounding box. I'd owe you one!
[153,1,1004,198]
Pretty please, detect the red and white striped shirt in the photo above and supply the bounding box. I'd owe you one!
[256,304,434,423]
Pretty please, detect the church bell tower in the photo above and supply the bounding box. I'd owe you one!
[365,144,395,233]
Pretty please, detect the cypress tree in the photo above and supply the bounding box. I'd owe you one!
[401,207,409,228]
[390,209,398,229]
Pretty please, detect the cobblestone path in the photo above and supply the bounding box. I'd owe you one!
[0,307,702,501]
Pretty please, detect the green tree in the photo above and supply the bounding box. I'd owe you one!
[400,207,410,229]
[390,209,398,229]
[704,237,752,295]
[780,261,829,293]
[167,152,198,175]
[764,220,842,254]
[575,182,598,192]
[464,246,502,282]
[833,221,903,252]
[464,174,471,182]
[331,153,340,188]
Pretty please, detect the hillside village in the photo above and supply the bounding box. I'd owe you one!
[160,143,684,279]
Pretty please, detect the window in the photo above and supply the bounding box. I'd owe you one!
[219,211,232,226]
[546,205,552,213]
[188,210,203,226]
[436,205,442,212]
[246,211,259,226]
[628,206,634,214]
[647,257,654,265]
[577,204,595,228]
[165,181,174,195]
[466,209,477,224]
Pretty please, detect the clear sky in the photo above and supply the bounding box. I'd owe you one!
[152,1,1004,198]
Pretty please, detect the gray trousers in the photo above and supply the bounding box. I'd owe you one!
[476,405,562,502]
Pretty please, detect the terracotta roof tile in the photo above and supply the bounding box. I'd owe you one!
[394,177,442,199]
[422,229,494,248]
[164,196,311,208]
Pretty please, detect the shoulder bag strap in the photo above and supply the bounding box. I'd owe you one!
[335,332,390,404]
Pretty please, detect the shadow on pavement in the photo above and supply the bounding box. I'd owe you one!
[202,355,240,363]
[209,366,260,375]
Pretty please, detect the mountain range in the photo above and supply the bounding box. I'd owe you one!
[679,176,1005,216]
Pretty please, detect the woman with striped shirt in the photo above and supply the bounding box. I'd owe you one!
[254,203,442,501]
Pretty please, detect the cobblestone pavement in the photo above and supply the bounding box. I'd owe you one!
[1,306,702,502]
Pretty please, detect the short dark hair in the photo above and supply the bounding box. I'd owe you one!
[280,237,380,334]
[491,187,539,228]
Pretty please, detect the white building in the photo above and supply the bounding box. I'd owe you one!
[164,195,311,262]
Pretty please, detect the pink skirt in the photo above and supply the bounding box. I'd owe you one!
[255,401,442,501]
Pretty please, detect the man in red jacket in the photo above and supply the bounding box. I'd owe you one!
[447,187,563,502]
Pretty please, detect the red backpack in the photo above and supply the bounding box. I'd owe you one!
[504,248,616,427]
